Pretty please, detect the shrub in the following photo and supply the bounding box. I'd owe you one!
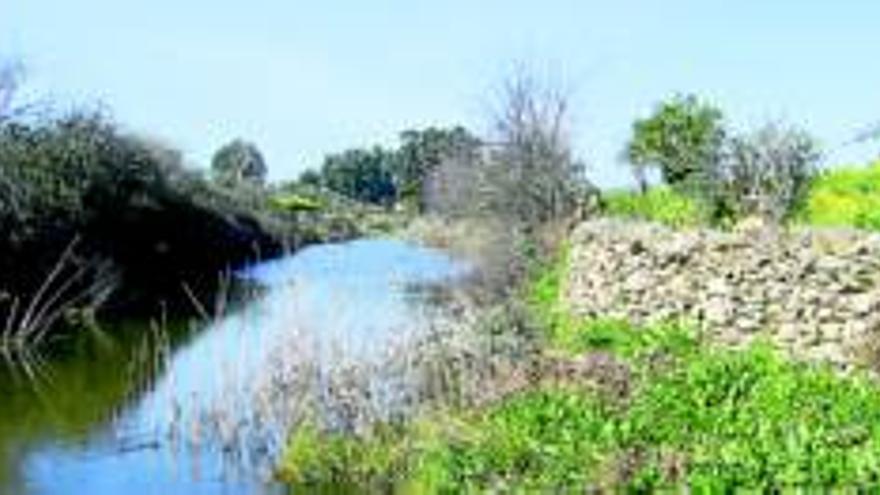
[710,123,820,222]
[0,112,319,330]
[269,193,323,213]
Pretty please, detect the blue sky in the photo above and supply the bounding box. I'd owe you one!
[2,0,878,187]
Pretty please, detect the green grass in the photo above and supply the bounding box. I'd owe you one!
[452,343,880,490]
[278,323,880,491]
[602,186,700,228]
[798,161,880,230]
[525,242,568,326]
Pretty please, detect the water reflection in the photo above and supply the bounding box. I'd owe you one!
[0,239,466,494]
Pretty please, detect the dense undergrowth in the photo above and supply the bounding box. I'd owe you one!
[277,241,880,491]
[0,113,364,346]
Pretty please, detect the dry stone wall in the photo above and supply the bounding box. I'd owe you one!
[565,219,880,368]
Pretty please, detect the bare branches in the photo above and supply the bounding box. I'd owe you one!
[0,60,24,121]
[490,68,573,158]
[485,68,586,227]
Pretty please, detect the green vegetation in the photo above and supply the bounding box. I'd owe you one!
[621,95,821,225]
[280,227,880,490]
[603,160,880,232]
[294,126,482,210]
[279,253,880,490]
[798,161,880,230]
[211,138,268,187]
[625,94,725,189]
[602,186,700,228]
[268,192,323,213]
[0,112,354,346]
[425,342,880,490]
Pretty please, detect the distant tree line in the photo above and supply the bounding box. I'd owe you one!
[291,126,483,210]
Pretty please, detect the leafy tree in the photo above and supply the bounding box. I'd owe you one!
[320,146,396,205]
[626,94,726,190]
[211,139,267,187]
[297,168,322,188]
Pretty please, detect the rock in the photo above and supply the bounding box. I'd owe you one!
[565,219,880,370]
[851,294,876,315]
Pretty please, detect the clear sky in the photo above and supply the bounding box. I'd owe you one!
[2,0,878,187]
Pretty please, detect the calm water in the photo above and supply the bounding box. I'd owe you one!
[0,239,466,495]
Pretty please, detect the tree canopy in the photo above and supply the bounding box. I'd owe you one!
[320,146,397,205]
[211,139,267,187]
[625,94,726,190]
[293,125,481,208]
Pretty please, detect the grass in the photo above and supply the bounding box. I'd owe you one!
[278,320,880,491]
[601,186,700,228]
[798,161,880,230]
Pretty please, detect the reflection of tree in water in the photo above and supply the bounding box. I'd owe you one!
[0,320,188,491]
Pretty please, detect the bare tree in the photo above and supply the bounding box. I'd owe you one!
[485,68,587,227]
[421,68,593,296]
[425,68,590,228]
[0,61,24,121]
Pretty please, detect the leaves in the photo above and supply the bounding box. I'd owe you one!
[625,94,726,189]
[211,139,267,187]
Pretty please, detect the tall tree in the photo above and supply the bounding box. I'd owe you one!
[211,139,267,186]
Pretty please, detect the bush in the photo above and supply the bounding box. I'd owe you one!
[269,193,323,213]
[601,187,700,228]
[708,123,820,222]
[798,161,880,230]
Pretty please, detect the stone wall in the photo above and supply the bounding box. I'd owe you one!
[564,219,880,368]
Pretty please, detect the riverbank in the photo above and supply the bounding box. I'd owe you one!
[0,237,466,494]
[0,113,371,349]
[275,218,880,491]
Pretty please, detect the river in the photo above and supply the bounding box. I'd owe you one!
[0,238,467,494]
